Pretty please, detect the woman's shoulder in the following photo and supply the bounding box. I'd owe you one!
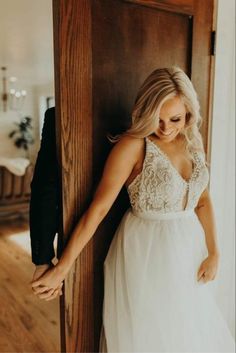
[113,135,144,151]
[109,135,145,164]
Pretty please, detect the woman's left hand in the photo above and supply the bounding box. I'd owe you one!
[197,254,219,283]
[30,265,65,300]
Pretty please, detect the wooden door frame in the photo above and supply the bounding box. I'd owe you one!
[52,1,217,351]
[53,1,93,352]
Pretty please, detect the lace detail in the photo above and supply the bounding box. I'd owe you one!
[127,137,209,213]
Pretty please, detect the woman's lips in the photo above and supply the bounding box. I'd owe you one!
[159,130,174,136]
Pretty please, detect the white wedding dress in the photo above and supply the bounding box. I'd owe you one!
[99,136,235,352]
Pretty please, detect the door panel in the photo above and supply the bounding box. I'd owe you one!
[53,0,214,351]
[92,3,193,347]
[92,0,192,169]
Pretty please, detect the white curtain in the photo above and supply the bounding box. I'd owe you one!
[209,0,235,338]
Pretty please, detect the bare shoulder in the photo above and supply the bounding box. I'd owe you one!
[100,135,145,184]
[91,136,145,210]
[110,135,144,162]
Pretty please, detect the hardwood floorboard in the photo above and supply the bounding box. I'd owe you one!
[0,220,60,352]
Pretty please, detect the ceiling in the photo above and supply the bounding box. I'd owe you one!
[0,0,54,85]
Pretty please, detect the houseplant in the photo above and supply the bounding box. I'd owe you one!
[9,116,34,158]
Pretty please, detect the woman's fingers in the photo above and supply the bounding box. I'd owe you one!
[45,290,60,301]
[197,269,204,281]
[33,281,63,294]
[32,280,64,300]
[202,272,211,283]
[46,289,63,300]
[31,280,43,288]
[33,286,50,294]
[38,288,56,299]
[198,271,211,283]
[36,282,63,299]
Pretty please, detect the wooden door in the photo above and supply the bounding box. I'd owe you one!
[53,0,215,351]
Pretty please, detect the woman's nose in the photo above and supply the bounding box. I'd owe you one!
[160,121,171,131]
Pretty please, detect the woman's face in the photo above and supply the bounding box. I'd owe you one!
[154,96,187,143]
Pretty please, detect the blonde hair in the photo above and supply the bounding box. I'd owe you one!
[107,66,205,159]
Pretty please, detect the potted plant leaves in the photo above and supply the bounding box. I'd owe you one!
[9,116,34,158]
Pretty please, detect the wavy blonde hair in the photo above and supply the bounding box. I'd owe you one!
[107,66,205,159]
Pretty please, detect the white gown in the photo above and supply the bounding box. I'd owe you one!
[99,136,235,352]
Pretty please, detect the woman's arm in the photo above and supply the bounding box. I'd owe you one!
[34,136,143,289]
[195,188,220,283]
[195,188,220,257]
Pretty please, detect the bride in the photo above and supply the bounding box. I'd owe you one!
[31,67,235,352]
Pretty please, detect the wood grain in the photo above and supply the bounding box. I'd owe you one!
[191,0,214,160]
[0,225,60,352]
[53,0,93,352]
[53,0,215,351]
[124,0,194,15]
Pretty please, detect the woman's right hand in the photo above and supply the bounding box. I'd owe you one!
[31,263,63,300]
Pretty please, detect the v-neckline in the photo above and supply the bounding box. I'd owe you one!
[146,136,196,185]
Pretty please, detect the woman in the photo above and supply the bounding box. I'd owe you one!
[31,67,235,352]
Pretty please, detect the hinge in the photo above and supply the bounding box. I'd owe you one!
[211,31,216,56]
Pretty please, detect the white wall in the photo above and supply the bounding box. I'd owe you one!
[0,80,54,161]
[0,0,54,162]
[0,81,36,158]
[209,0,235,337]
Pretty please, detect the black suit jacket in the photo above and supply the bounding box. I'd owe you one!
[29,107,60,265]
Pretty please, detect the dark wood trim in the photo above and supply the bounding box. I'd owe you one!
[191,0,214,160]
[123,0,194,15]
[206,0,218,173]
[53,0,93,352]
[52,4,66,352]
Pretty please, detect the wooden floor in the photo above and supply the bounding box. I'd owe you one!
[0,219,60,353]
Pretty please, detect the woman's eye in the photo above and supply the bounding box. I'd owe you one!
[171,119,181,122]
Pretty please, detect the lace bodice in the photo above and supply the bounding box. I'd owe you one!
[127,137,209,213]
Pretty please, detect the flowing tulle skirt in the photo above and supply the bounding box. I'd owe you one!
[99,208,235,352]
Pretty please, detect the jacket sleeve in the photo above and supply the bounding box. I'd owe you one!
[29,107,60,265]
